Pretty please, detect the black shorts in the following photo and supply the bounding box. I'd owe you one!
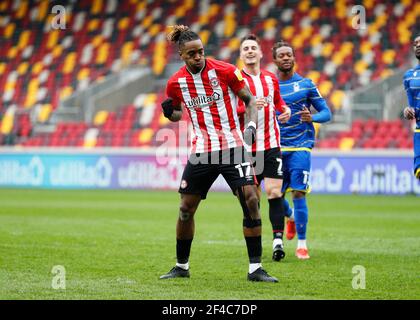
[249,147,283,185]
[178,147,256,199]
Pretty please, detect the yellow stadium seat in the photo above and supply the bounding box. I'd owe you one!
[121,41,134,65]
[139,128,154,144]
[7,47,18,59]
[330,90,345,110]
[5,81,16,91]
[310,34,322,47]
[354,60,368,75]
[83,139,97,148]
[224,15,236,37]
[47,30,59,49]
[382,50,395,65]
[92,35,104,48]
[363,0,375,9]
[339,137,355,150]
[60,86,73,100]
[32,62,43,75]
[335,1,346,19]
[264,18,277,30]
[319,80,333,97]
[321,43,334,57]
[199,30,210,45]
[360,41,372,55]
[38,0,49,20]
[92,0,103,15]
[0,1,8,11]
[228,38,240,51]
[96,43,110,64]
[306,71,320,84]
[63,52,77,74]
[0,111,14,135]
[4,23,15,39]
[77,68,90,81]
[309,7,321,20]
[18,31,30,49]
[88,19,100,32]
[291,36,304,49]
[136,1,147,11]
[313,122,321,138]
[209,4,219,17]
[38,104,52,123]
[281,26,294,40]
[380,69,394,79]
[149,24,161,37]
[301,26,313,40]
[184,0,194,10]
[52,45,63,58]
[332,52,344,65]
[144,94,157,107]
[94,111,108,126]
[17,62,29,75]
[159,113,170,126]
[16,1,28,19]
[0,63,5,75]
[118,17,130,30]
[249,0,260,7]
[298,0,310,12]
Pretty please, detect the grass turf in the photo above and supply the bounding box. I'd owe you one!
[0,189,418,300]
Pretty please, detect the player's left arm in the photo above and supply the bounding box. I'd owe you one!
[300,81,331,123]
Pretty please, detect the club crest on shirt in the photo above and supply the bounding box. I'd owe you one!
[210,77,220,88]
[266,95,273,103]
[293,82,300,92]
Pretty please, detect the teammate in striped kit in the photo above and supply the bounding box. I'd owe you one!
[272,40,331,260]
[237,34,291,261]
[403,35,420,180]
[159,25,278,282]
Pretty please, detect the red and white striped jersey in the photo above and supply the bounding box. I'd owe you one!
[237,69,287,152]
[166,58,246,153]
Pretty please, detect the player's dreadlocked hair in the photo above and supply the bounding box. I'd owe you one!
[167,25,200,48]
[272,40,295,59]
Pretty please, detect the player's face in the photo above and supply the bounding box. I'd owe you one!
[180,39,205,73]
[240,39,262,66]
[413,36,420,60]
[273,46,295,73]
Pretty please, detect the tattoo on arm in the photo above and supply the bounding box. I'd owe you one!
[237,87,257,125]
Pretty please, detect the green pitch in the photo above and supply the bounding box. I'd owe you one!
[0,189,418,300]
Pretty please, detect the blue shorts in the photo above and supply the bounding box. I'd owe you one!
[281,150,311,193]
[414,131,420,177]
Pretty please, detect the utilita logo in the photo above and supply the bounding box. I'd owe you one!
[185,92,221,108]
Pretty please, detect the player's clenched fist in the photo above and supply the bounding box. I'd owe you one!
[161,98,175,118]
[244,121,257,145]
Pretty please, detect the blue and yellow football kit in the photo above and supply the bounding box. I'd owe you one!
[277,73,331,193]
[403,64,420,179]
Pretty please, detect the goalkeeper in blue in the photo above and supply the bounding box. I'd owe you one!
[403,34,420,180]
[272,40,332,259]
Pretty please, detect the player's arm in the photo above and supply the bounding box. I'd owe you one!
[403,74,415,120]
[237,86,258,144]
[161,98,183,122]
[163,79,183,122]
[298,81,331,123]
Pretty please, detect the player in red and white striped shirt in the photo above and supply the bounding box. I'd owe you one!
[238,34,291,261]
[159,25,277,282]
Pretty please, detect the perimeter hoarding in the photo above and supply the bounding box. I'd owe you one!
[0,148,418,195]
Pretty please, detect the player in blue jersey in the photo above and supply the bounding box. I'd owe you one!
[272,40,332,259]
[403,35,420,180]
